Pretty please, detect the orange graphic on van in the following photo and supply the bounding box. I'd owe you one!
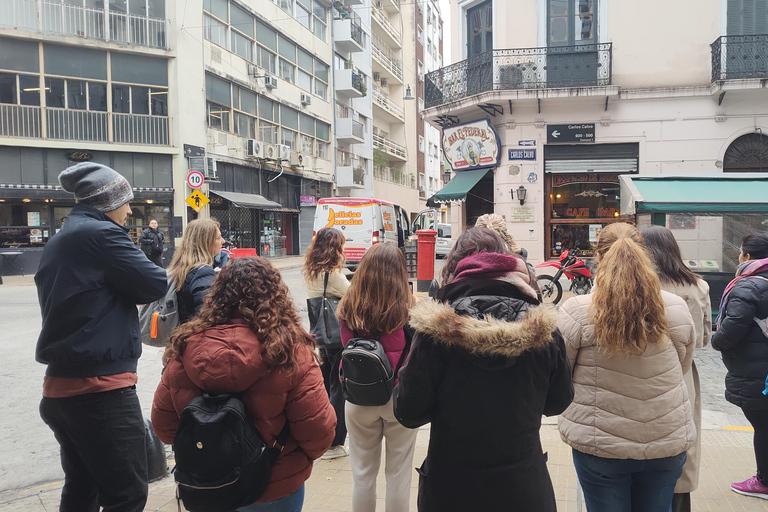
[325,208,364,228]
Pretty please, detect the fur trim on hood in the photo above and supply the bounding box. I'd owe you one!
[409,299,559,358]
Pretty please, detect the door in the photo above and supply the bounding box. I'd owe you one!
[725,0,768,78]
[466,0,493,96]
[547,0,599,88]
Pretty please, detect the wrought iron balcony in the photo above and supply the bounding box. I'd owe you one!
[711,35,768,81]
[424,43,613,109]
[0,0,169,49]
[0,104,171,145]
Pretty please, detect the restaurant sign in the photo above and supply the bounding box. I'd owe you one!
[442,118,501,172]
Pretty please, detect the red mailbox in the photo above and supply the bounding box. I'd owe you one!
[416,229,437,292]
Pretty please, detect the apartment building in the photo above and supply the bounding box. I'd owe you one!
[0,0,174,271]
[426,0,768,267]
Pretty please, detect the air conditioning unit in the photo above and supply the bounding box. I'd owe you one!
[373,72,381,82]
[263,143,277,160]
[380,78,388,87]
[301,93,312,105]
[277,144,291,161]
[264,75,278,89]
[205,157,218,179]
[290,151,304,167]
[247,139,263,158]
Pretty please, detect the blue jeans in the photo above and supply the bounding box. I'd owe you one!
[235,485,305,512]
[572,449,686,512]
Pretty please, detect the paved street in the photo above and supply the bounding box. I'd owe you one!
[1,259,767,511]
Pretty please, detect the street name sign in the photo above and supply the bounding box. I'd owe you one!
[547,124,595,143]
[508,149,537,161]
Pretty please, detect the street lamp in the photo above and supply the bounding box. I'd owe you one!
[513,185,527,205]
[403,85,415,100]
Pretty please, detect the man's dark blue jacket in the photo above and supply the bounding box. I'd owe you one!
[35,203,167,378]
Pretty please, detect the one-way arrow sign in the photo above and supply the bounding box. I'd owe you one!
[547,124,595,143]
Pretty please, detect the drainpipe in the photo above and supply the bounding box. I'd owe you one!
[330,8,338,197]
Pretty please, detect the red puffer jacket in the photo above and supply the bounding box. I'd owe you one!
[151,321,336,503]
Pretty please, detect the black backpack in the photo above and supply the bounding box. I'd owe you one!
[340,327,413,407]
[173,394,290,512]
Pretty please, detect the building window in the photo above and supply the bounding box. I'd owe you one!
[279,59,295,83]
[419,135,425,153]
[256,46,276,74]
[204,13,228,48]
[467,0,492,56]
[548,0,596,47]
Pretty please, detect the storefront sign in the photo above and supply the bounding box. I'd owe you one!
[547,124,595,143]
[552,173,619,186]
[65,150,94,162]
[186,190,209,212]
[509,206,535,222]
[442,118,501,172]
[519,140,536,146]
[508,149,536,161]
[300,196,317,207]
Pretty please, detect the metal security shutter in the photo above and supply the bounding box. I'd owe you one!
[545,158,638,173]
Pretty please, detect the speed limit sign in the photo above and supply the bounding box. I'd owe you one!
[186,171,205,189]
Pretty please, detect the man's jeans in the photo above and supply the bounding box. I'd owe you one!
[40,386,148,512]
[572,448,686,512]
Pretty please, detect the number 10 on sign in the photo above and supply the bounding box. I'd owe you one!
[186,171,205,189]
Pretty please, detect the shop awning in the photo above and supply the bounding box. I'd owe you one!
[210,190,282,209]
[620,173,768,215]
[432,168,492,203]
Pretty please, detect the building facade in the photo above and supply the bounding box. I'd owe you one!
[426,0,768,266]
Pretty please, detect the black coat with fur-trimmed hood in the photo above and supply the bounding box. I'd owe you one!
[394,253,573,512]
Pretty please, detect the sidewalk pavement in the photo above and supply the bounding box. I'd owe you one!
[0,254,307,287]
[3,422,768,512]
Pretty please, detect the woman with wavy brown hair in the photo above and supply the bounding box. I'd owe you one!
[336,243,417,512]
[152,257,335,511]
[303,227,350,460]
[557,223,697,512]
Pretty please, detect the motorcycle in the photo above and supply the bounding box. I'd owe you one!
[535,247,594,305]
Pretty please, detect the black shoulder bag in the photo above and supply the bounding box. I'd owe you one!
[307,272,342,348]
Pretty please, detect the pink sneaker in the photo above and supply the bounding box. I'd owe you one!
[731,475,768,499]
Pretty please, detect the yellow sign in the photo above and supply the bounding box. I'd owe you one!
[186,190,209,212]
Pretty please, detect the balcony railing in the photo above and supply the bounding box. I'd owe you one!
[372,85,404,121]
[712,35,768,81]
[424,43,613,109]
[373,133,406,160]
[0,104,170,145]
[374,164,414,188]
[371,6,400,44]
[372,33,403,82]
[0,0,169,49]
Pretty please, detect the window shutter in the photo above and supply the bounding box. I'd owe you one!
[727,0,743,35]
[756,0,768,34]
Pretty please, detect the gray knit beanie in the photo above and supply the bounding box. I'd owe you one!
[59,162,134,212]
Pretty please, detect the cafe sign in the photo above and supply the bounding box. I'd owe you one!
[442,118,501,172]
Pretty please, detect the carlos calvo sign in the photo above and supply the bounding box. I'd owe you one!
[442,118,501,172]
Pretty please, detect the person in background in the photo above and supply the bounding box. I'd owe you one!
[557,223,696,512]
[152,257,335,512]
[303,227,350,460]
[36,162,167,512]
[712,232,768,500]
[140,219,165,267]
[642,225,711,512]
[167,219,223,323]
[394,227,572,511]
[336,243,417,512]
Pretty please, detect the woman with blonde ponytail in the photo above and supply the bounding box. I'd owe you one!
[557,223,697,512]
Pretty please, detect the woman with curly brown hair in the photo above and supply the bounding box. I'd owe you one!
[303,227,350,460]
[336,243,417,512]
[151,257,336,511]
[557,223,697,512]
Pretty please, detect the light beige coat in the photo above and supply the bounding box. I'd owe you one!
[662,279,711,493]
[557,290,697,460]
[306,270,350,299]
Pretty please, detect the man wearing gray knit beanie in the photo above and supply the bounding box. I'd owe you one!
[35,162,167,512]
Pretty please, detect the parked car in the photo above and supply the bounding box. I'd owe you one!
[435,223,452,258]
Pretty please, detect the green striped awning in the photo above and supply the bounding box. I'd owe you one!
[432,168,492,203]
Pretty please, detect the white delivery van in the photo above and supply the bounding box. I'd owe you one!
[314,198,411,270]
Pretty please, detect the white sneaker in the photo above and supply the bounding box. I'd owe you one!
[321,445,349,460]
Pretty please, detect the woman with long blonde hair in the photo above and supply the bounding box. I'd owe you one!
[336,243,417,512]
[167,218,223,323]
[303,227,350,460]
[557,223,697,512]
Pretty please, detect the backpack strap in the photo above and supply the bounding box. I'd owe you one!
[393,326,414,377]
[269,421,291,462]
